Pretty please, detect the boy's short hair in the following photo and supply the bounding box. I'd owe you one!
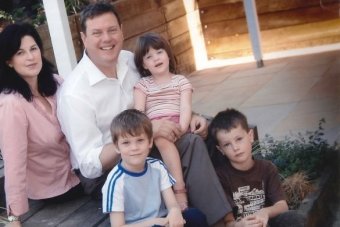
[110,109,153,144]
[209,108,249,144]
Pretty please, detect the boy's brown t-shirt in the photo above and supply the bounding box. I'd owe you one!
[215,159,286,220]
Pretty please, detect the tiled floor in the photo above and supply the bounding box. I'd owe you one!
[188,50,340,144]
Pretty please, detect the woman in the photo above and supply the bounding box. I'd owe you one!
[0,23,82,227]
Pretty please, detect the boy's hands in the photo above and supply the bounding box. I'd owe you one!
[166,207,185,227]
[150,217,169,226]
[236,215,265,227]
[253,208,269,226]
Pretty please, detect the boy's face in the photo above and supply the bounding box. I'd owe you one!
[216,125,254,170]
[115,132,153,172]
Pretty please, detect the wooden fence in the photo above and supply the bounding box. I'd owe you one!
[199,0,340,59]
[36,0,340,73]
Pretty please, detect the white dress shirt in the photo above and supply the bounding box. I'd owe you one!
[57,50,140,178]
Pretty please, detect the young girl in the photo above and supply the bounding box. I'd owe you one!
[134,32,192,211]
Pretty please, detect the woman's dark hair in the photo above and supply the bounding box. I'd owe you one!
[80,1,121,33]
[0,23,57,101]
[134,32,177,77]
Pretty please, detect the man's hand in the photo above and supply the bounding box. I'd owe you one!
[152,118,182,142]
[190,114,208,139]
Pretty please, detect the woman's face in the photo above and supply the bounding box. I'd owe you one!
[7,35,42,82]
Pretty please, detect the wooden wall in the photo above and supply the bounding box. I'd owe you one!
[37,0,340,73]
[198,0,340,59]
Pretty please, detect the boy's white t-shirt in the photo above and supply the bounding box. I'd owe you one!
[102,157,175,224]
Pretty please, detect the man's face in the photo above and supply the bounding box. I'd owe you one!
[81,12,124,70]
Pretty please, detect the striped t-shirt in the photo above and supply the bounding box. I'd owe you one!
[134,74,193,120]
[102,157,175,224]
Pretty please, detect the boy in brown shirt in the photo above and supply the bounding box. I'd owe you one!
[209,108,304,227]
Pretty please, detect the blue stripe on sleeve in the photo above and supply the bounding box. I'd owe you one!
[106,168,124,212]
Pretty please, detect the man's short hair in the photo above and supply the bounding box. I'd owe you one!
[110,109,153,144]
[80,1,121,33]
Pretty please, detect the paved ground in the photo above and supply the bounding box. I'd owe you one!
[188,50,340,144]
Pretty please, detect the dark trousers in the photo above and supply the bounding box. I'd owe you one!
[42,183,84,204]
[75,169,109,200]
[152,133,232,225]
[182,208,209,227]
[268,210,306,227]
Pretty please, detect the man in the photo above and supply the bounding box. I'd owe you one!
[57,2,231,225]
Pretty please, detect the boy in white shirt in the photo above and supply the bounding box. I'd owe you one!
[102,109,208,227]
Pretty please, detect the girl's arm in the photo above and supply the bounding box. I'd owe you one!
[179,89,192,133]
[133,88,146,112]
[110,212,168,227]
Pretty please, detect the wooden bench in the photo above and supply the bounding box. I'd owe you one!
[0,195,110,227]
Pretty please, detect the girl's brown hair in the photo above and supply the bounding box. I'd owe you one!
[134,32,177,77]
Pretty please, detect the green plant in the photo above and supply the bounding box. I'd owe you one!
[0,10,13,22]
[0,10,13,31]
[253,118,337,179]
[64,0,89,15]
[7,3,46,27]
[10,7,26,22]
[31,3,46,27]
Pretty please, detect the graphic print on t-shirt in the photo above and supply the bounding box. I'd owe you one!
[233,183,265,220]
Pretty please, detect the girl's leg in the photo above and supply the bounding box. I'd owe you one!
[155,137,188,210]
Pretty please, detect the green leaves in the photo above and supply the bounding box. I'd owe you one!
[254,118,337,179]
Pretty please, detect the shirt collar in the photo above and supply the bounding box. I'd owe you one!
[82,50,130,86]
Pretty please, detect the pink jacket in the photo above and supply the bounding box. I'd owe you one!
[0,92,79,216]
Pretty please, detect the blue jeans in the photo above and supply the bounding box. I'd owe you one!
[182,208,209,227]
